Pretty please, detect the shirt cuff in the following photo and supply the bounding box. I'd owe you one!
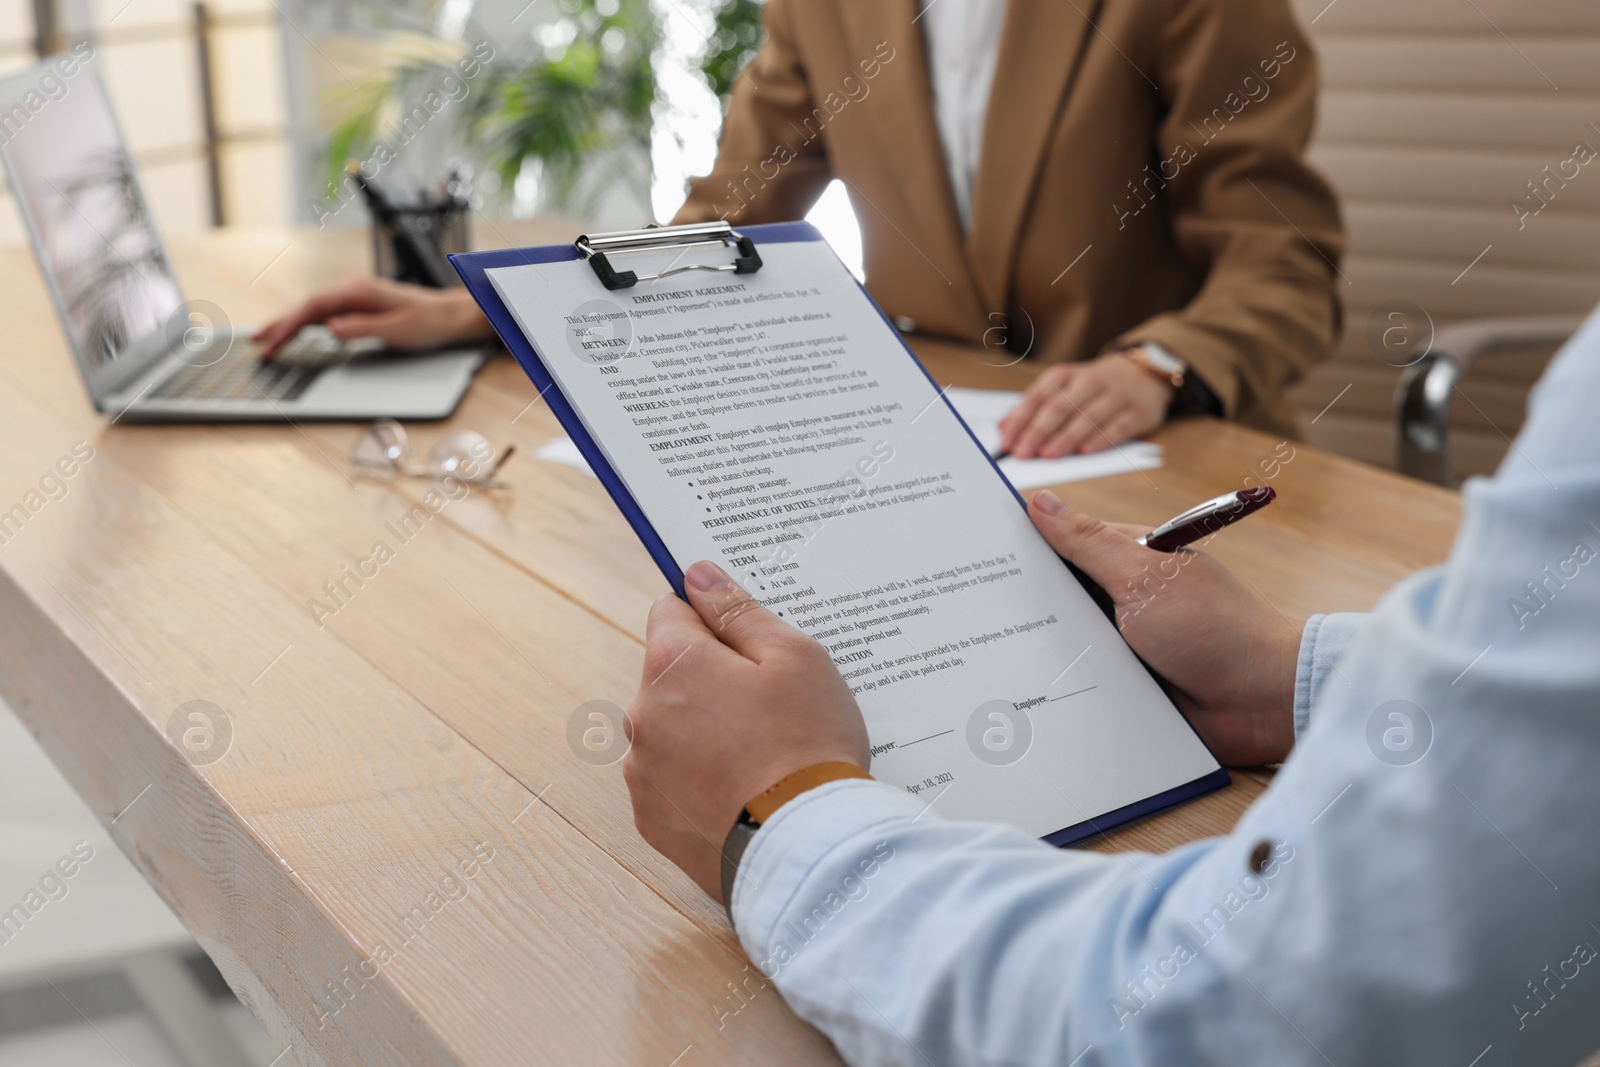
[1293,611,1366,739]
[729,778,921,955]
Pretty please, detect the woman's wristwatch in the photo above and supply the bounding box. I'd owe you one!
[1116,342,1222,418]
[720,761,873,922]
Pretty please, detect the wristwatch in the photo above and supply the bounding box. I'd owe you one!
[720,810,761,920]
[1118,342,1186,390]
[1117,342,1222,419]
[719,761,873,924]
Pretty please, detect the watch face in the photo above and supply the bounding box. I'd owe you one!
[1142,345,1185,376]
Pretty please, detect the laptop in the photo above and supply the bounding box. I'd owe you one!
[0,56,485,422]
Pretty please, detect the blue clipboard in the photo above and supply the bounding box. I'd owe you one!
[454,222,830,598]
[450,221,1230,847]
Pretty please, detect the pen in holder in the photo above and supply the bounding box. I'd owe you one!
[350,163,470,289]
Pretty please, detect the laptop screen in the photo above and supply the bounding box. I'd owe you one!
[3,68,183,372]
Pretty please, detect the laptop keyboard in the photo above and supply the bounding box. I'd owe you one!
[149,328,373,403]
[150,346,316,401]
[272,326,383,366]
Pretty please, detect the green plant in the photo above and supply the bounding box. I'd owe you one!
[468,0,658,208]
[316,32,486,200]
[701,0,766,103]
[321,0,767,215]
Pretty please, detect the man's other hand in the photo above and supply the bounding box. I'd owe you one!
[253,277,495,359]
[998,351,1172,458]
[624,561,870,901]
[1030,492,1301,765]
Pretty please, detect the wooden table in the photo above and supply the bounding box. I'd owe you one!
[0,223,1462,1066]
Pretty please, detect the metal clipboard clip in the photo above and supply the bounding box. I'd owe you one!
[574,221,763,291]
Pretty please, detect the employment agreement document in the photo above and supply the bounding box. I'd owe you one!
[486,236,1221,839]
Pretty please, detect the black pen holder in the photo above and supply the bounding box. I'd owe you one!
[370,198,470,289]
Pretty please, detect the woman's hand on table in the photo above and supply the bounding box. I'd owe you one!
[254,277,495,358]
[998,351,1172,458]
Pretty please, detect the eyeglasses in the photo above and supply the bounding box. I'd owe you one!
[349,419,515,488]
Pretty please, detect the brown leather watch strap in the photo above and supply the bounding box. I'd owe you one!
[744,761,872,825]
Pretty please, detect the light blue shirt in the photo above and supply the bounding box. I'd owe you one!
[731,307,1600,1065]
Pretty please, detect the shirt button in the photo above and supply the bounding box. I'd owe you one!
[1249,840,1272,874]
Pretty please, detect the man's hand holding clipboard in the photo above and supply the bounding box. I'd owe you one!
[451,221,1228,845]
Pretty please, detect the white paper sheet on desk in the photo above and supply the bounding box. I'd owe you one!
[535,434,593,474]
[943,387,1163,491]
[534,387,1163,491]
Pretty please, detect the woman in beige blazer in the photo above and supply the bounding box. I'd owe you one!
[260,0,1344,453]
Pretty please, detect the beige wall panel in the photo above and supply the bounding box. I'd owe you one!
[220,138,288,226]
[1342,257,1600,319]
[140,155,211,234]
[99,37,203,156]
[1292,360,1397,420]
[1343,204,1600,272]
[0,0,29,51]
[90,0,189,30]
[1312,146,1600,213]
[1318,39,1600,93]
[212,22,284,133]
[1318,92,1600,152]
[1297,410,1394,468]
[1294,0,1600,33]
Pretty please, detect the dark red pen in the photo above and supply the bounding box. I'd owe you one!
[1136,487,1276,551]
